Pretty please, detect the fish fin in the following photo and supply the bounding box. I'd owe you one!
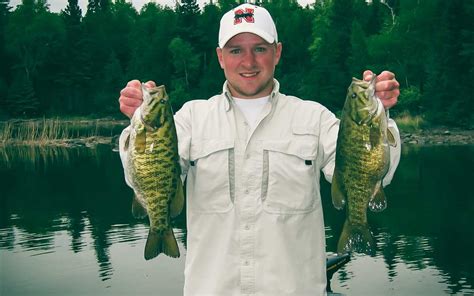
[162,228,180,258]
[387,128,397,147]
[144,230,162,260]
[144,228,180,260]
[170,180,184,218]
[331,174,346,210]
[124,134,130,151]
[135,129,146,153]
[337,220,375,256]
[369,181,387,212]
[132,195,148,219]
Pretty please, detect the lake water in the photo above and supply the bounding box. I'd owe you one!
[1,144,473,295]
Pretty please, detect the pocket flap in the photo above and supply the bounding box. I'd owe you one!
[292,125,318,136]
[190,139,234,160]
[262,139,317,160]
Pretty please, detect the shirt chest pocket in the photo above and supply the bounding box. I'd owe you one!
[262,128,319,214]
[188,139,235,213]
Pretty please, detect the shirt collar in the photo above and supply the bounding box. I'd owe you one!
[223,79,280,112]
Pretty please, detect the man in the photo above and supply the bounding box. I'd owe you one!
[118,3,401,295]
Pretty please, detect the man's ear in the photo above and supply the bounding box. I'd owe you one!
[274,42,282,66]
[216,47,225,69]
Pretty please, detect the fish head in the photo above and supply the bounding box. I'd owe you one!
[344,75,379,125]
[140,84,173,129]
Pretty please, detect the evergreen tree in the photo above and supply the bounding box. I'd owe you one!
[306,0,355,110]
[6,70,39,116]
[425,0,473,126]
[0,0,11,116]
[87,0,99,15]
[176,0,202,47]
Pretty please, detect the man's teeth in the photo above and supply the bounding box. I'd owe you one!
[241,72,257,77]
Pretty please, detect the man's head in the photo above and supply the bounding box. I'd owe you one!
[216,4,282,99]
[218,3,278,49]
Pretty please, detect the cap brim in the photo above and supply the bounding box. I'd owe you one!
[219,28,275,48]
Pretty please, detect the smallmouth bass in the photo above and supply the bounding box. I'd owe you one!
[124,84,184,260]
[332,76,396,255]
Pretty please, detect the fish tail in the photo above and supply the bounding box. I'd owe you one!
[144,228,180,260]
[337,220,375,256]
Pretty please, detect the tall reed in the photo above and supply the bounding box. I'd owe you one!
[1,118,83,145]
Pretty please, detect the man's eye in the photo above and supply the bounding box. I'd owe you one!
[229,48,241,54]
[255,47,266,53]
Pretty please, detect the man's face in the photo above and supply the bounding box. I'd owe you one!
[216,33,282,99]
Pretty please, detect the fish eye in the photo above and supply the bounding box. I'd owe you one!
[160,99,166,104]
[351,93,357,99]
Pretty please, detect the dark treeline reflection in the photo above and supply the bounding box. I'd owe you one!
[321,145,474,294]
[0,144,186,282]
[0,144,473,294]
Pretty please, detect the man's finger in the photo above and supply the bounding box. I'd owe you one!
[120,87,142,99]
[126,79,141,88]
[377,70,395,82]
[120,96,142,107]
[375,79,399,92]
[144,81,156,88]
[363,70,374,81]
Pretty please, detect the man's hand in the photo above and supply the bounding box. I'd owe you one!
[363,70,399,110]
[119,80,156,118]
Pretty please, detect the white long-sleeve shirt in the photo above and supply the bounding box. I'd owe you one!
[119,79,401,296]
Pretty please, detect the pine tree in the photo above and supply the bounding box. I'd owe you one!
[6,70,39,116]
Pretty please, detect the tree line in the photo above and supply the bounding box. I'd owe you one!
[0,0,472,127]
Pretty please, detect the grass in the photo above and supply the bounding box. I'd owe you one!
[0,117,127,145]
[393,112,427,133]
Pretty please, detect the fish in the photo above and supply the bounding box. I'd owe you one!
[331,75,396,255]
[124,84,184,260]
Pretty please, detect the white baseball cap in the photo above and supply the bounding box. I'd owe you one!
[218,3,278,48]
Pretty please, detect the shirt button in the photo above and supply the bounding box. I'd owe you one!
[244,261,249,266]
[244,189,249,194]
[244,225,250,230]
[245,154,250,159]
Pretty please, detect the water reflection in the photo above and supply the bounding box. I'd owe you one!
[0,144,473,295]
[322,145,474,294]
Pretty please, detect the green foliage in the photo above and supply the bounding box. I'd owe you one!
[393,86,422,116]
[6,70,39,116]
[168,37,201,89]
[0,0,472,128]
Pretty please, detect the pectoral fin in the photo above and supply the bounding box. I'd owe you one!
[132,194,148,219]
[368,181,387,212]
[387,128,397,147]
[331,174,346,210]
[170,179,184,218]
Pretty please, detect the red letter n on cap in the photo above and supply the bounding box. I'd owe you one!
[234,8,255,25]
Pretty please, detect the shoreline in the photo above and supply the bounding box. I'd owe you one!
[1,118,473,148]
[400,127,474,146]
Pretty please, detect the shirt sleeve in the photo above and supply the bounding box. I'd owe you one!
[382,118,401,186]
[174,102,193,182]
[317,108,339,183]
[318,110,402,187]
[118,125,133,189]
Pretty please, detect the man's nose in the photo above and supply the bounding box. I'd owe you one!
[241,50,256,68]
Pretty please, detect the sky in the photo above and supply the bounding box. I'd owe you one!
[8,0,315,13]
